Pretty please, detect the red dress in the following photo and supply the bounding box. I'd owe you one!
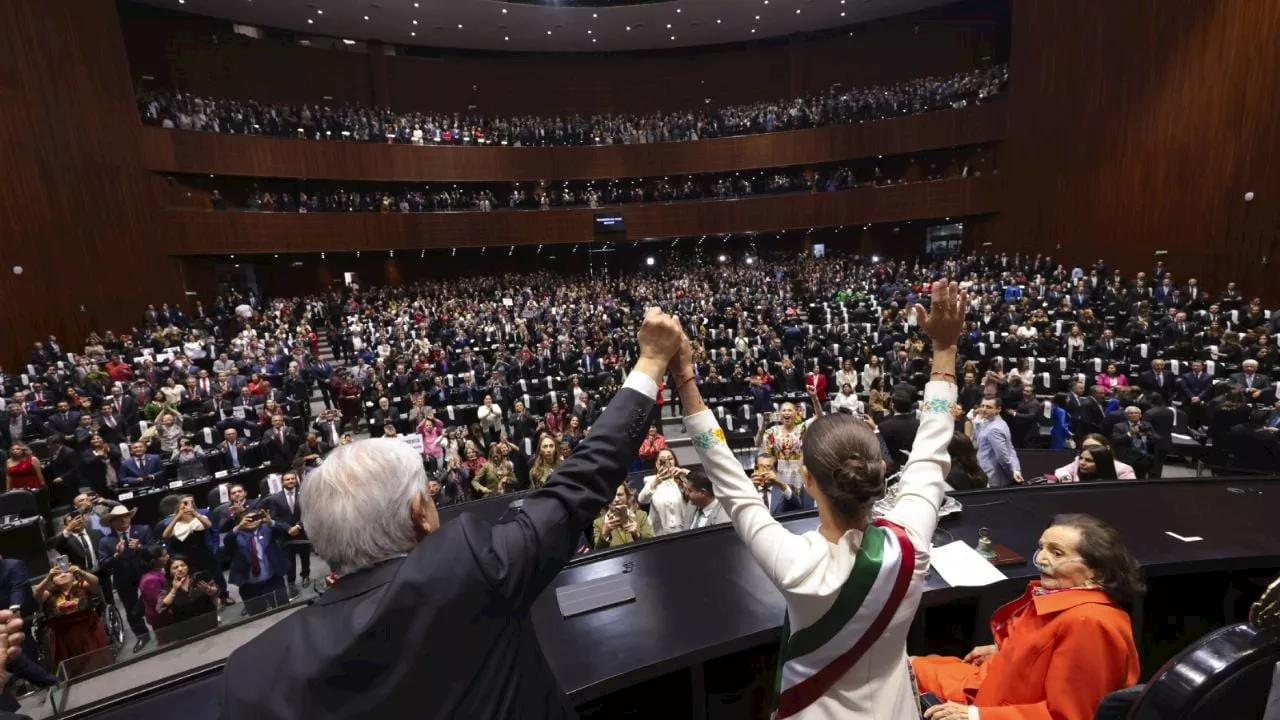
[6,457,41,491]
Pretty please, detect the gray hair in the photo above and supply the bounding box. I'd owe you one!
[302,438,428,575]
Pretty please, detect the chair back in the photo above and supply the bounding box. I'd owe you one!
[1129,623,1280,720]
[0,490,40,519]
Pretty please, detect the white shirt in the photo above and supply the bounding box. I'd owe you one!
[689,381,956,720]
[637,475,690,536]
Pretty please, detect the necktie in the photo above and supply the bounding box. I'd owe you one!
[1269,414,1280,429]
[230,446,239,468]
[249,533,261,576]
[1158,375,1163,387]
[79,533,94,570]
[287,491,295,514]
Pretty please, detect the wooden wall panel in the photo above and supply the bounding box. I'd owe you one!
[137,103,1007,182]
[0,0,185,366]
[121,0,1002,117]
[158,176,1002,254]
[1001,0,1280,301]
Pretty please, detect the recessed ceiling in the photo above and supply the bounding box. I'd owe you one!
[136,0,956,53]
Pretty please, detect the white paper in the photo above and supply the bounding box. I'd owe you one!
[929,541,1008,587]
[1165,531,1203,543]
[217,483,230,504]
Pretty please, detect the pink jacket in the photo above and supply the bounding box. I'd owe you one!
[418,418,445,458]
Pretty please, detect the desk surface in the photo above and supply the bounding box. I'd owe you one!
[531,478,1280,703]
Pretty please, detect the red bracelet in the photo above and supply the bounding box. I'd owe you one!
[676,374,697,390]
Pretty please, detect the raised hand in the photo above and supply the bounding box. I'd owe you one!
[913,280,968,352]
[636,307,686,365]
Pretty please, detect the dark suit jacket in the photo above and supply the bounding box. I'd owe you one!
[96,524,157,583]
[1179,371,1214,403]
[220,384,656,720]
[878,414,920,470]
[54,529,104,573]
[1144,407,1175,452]
[261,429,299,468]
[1111,421,1161,463]
[222,520,291,587]
[1137,370,1177,396]
[118,454,164,486]
[1230,372,1273,391]
[0,559,36,616]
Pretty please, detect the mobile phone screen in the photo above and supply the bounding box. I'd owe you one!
[55,555,70,573]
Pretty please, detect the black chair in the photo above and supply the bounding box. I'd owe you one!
[0,490,40,520]
[1127,623,1280,720]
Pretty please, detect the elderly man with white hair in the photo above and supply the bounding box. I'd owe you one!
[1230,359,1272,400]
[1110,405,1161,479]
[220,308,687,720]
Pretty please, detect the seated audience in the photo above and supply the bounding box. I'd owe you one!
[913,514,1142,720]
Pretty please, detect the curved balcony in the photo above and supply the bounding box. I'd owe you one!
[138,104,1006,183]
[160,175,1003,254]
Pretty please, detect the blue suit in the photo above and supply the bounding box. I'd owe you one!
[223,520,290,600]
[118,453,164,487]
[1049,405,1072,450]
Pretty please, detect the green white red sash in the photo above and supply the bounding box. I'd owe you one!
[771,519,916,718]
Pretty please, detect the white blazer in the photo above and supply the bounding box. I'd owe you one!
[687,381,955,720]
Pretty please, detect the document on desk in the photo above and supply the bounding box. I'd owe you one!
[930,541,1009,587]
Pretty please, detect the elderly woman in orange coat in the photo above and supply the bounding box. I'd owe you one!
[914,514,1143,720]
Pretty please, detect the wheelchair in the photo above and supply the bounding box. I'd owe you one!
[29,580,127,679]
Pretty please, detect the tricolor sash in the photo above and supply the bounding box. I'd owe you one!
[771,519,917,718]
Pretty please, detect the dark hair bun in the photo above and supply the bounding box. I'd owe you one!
[834,456,886,505]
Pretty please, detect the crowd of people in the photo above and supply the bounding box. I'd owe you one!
[1,248,1278,697]
[139,65,1007,147]
[206,146,985,215]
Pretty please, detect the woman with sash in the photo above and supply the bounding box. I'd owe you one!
[674,280,967,719]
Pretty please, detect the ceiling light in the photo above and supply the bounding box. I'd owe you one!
[751,28,756,32]
[592,38,597,42]
[342,39,356,45]
[626,26,631,31]
[412,19,417,24]
[307,18,313,23]
[676,7,682,12]
[755,15,760,19]
[410,31,415,35]
[841,11,846,16]
[717,18,722,23]
[414,2,419,6]
[670,35,676,39]
[666,23,672,28]
[457,24,463,28]
[796,8,801,13]
[502,8,507,13]
[177,0,183,4]
[316,8,323,14]
[504,36,509,40]
[592,12,598,18]
[587,29,592,34]
[363,15,368,20]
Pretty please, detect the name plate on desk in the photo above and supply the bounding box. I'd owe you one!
[168,480,184,489]
[117,492,135,501]
[214,471,229,479]
[555,574,636,618]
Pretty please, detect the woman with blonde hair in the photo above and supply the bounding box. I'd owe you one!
[4,442,44,492]
[527,434,562,489]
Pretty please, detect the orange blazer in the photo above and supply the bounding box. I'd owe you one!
[913,581,1139,720]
